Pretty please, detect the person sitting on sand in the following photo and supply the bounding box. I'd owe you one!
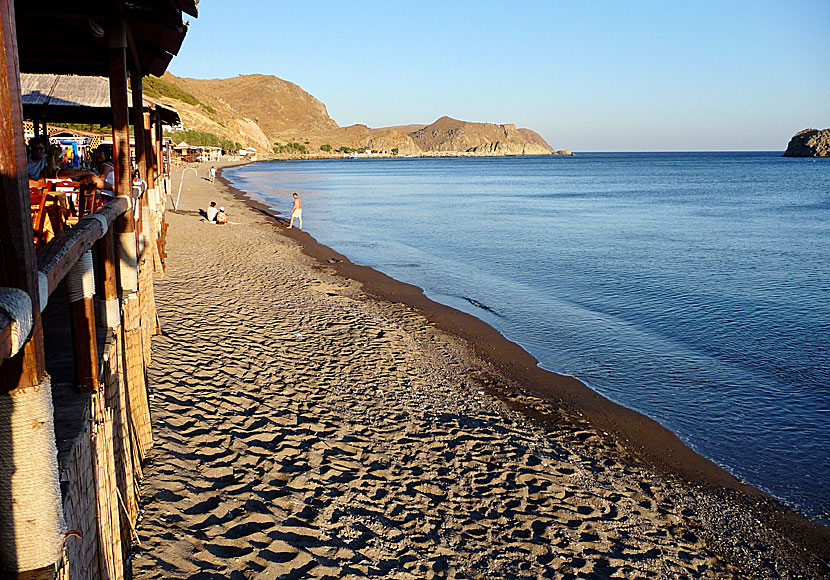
[206,201,218,223]
[213,207,240,225]
[287,192,302,229]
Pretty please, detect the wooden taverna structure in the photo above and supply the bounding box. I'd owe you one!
[1,1,197,578]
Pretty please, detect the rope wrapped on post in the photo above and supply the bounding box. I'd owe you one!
[0,288,33,358]
[118,232,138,293]
[102,298,121,329]
[65,251,96,304]
[0,376,67,570]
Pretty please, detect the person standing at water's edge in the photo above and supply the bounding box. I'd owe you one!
[209,165,216,183]
[287,192,302,229]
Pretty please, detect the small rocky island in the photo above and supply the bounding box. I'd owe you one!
[783,128,830,157]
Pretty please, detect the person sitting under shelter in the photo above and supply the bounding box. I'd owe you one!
[44,144,97,182]
[27,137,47,183]
[92,146,116,200]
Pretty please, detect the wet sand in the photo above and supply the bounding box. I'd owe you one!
[131,162,829,579]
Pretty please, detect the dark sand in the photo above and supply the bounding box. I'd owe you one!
[130,161,829,579]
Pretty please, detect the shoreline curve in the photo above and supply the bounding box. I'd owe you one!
[216,161,830,557]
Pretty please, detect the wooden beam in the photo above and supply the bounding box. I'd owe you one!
[125,28,142,78]
[145,111,156,191]
[0,0,45,391]
[132,75,148,183]
[37,198,129,299]
[1,5,62,577]
[66,252,99,392]
[154,114,163,182]
[96,229,119,329]
[108,20,132,204]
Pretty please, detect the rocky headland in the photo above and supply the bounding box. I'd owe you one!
[408,116,553,156]
[783,128,830,157]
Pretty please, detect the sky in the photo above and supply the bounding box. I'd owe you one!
[168,1,830,151]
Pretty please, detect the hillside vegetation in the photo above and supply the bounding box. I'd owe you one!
[152,73,561,158]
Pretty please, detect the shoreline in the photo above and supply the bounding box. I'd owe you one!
[217,161,830,555]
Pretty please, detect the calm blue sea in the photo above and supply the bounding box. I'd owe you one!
[224,152,830,522]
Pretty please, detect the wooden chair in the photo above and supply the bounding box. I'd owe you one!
[50,180,81,216]
[30,187,53,248]
[78,183,102,217]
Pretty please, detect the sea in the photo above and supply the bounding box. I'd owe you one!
[224,152,830,523]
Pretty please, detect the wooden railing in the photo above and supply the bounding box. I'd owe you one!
[38,197,128,297]
[0,196,130,373]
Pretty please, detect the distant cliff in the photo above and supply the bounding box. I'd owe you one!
[173,74,339,138]
[783,128,830,157]
[408,116,554,155]
[149,73,563,158]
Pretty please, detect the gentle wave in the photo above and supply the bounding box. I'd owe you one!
[225,152,830,523]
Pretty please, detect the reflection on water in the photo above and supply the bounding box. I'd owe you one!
[225,153,830,523]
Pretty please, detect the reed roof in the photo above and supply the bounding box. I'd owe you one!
[21,73,180,125]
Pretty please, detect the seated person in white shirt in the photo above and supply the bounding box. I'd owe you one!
[91,146,116,200]
[206,201,219,222]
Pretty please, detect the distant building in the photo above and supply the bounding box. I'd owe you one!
[171,141,222,163]
[238,147,258,161]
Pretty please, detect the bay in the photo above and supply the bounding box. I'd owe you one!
[224,152,830,522]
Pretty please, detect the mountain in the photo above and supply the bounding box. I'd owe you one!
[316,124,421,155]
[152,73,560,157]
[409,116,553,155]
[170,74,338,138]
[783,128,830,157]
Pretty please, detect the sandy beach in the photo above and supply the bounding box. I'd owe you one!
[130,162,828,579]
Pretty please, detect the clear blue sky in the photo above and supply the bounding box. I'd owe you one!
[169,1,830,151]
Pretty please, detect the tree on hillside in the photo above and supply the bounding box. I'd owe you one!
[273,142,307,154]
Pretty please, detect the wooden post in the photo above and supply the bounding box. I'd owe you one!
[0,0,44,391]
[97,230,120,329]
[0,0,64,575]
[131,72,147,184]
[109,15,154,470]
[109,21,132,217]
[154,114,164,207]
[144,112,155,193]
[67,252,99,391]
[110,19,138,294]
[141,112,153,245]
[154,115,163,175]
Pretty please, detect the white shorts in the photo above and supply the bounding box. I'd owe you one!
[291,209,302,218]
